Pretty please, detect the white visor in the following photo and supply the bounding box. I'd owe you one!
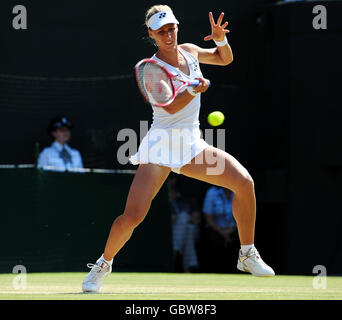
[147,11,179,30]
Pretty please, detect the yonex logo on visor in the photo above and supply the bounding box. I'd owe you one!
[147,11,179,30]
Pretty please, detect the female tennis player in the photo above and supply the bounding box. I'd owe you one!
[82,5,274,293]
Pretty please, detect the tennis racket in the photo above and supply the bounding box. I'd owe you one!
[135,58,209,107]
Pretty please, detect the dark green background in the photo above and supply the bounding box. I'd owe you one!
[0,169,173,273]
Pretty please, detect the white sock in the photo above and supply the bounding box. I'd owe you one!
[241,244,254,255]
[98,254,113,266]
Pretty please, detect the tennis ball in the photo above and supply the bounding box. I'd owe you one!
[208,111,225,126]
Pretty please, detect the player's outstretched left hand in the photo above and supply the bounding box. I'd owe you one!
[204,12,230,42]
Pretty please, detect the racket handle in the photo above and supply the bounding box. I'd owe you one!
[188,80,211,87]
[188,80,200,87]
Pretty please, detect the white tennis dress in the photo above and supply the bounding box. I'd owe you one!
[129,46,209,174]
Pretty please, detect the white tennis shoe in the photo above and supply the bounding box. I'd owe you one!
[237,247,275,277]
[82,258,112,293]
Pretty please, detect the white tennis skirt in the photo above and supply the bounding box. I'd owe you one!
[129,126,209,174]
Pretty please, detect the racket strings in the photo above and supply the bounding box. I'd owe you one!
[137,62,174,105]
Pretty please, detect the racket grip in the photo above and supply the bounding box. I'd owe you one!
[188,80,211,87]
[188,80,200,87]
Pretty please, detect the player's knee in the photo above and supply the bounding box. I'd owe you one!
[116,213,141,231]
[122,205,149,229]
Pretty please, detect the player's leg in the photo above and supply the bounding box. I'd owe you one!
[181,146,255,245]
[103,163,171,261]
[82,163,171,292]
[180,146,274,276]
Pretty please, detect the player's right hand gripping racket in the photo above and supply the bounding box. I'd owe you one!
[135,58,210,107]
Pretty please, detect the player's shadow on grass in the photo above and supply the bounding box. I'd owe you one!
[61,291,232,295]
[60,292,156,295]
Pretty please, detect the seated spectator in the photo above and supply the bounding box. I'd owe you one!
[169,176,200,273]
[37,115,83,172]
[201,186,239,273]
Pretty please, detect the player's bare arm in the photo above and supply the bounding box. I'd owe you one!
[164,77,210,114]
[180,12,233,66]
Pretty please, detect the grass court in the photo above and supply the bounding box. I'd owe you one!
[0,272,342,300]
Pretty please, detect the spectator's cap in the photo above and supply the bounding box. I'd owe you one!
[48,115,73,133]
